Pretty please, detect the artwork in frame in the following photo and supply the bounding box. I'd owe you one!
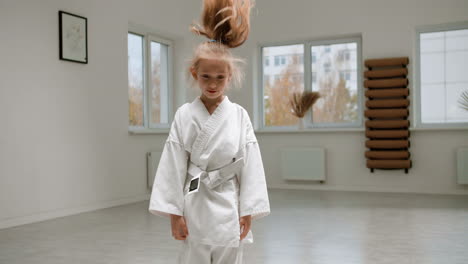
[59,11,88,64]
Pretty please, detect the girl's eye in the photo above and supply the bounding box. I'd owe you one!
[217,76,225,80]
[201,75,209,79]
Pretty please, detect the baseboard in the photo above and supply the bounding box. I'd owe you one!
[0,193,151,230]
[267,184,468,196]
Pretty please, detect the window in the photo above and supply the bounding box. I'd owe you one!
[339,71,352,81]
[264,56,270,67]
[128,27,173,132]
[128,33,144,127]
[274,55,288,66]
[262,45,304,127]
[338,50,351,61]
[311,41,360,125]
[260,36,362,129]
[323,62,331,73]
[274,56,280,66]
[416,22,468,128]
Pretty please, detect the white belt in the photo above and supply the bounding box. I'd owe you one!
[187,157,244,190]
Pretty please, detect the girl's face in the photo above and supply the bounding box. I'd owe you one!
[191,59,231,100]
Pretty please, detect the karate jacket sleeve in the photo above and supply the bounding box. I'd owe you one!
[149,109,188,218]
[239,109,271,220]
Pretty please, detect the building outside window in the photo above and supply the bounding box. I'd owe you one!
[260,36,362,129]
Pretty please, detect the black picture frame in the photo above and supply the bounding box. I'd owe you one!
[59,10,88,64]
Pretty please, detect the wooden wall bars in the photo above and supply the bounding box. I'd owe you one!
[364,57,412,173]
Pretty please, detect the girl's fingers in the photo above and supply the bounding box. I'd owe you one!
[239,216,252,240]
[174,229,186,240]
[240,222,249,240]
[178,219,188,240]
[182,217,189,236]
[246,220,251,230]
[171,218,188,240]
[178,226,187,239]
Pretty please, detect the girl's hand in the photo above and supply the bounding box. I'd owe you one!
[170,214,189,240]
[239,215,252,240]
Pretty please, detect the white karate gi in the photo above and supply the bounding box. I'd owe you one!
[178,239,244,264]
[149,95,270,262]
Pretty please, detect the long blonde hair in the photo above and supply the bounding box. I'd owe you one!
[187,0,255,91]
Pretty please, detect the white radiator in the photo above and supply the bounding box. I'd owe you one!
[147,151,163,189]
[281,147,326,182]
[457,147,468,185]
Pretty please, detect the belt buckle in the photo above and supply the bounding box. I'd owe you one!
[187,175,201,194]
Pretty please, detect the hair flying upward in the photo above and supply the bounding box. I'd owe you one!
[187,0,255,91]
[190,0,254,48]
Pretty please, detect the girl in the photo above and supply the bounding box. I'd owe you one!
[149,0,270,263]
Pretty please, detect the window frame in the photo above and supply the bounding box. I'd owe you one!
[127,24,174,134]
[414,21,468,130]
[257,35,363,132]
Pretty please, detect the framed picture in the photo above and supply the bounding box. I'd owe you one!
[59,11,88,64]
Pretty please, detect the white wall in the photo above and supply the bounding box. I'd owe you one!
[236,0,468,194]
[1,0,467,229]
[0,0,194,229]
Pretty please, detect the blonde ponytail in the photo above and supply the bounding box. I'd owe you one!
[190,0,254,48]
[187,0,254,91]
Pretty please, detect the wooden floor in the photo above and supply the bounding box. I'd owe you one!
[1,189,468,264]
